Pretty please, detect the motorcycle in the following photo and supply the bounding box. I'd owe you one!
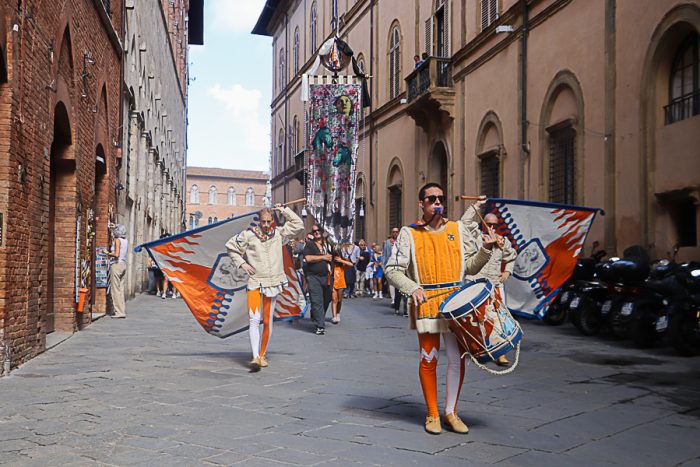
[543,247,606,326]
[667,261,700,356]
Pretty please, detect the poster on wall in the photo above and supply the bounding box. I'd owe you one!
[95,247,110,288]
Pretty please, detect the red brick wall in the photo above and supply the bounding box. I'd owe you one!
[0,0,123,369]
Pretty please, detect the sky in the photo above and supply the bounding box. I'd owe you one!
[187,0,271,173]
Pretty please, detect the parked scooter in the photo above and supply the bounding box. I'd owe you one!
[569,246,649,338]
[667,261,700,356]
[543,244,606,326]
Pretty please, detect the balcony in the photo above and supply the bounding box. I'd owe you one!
[664,92,699,125]
[404,57,455,129]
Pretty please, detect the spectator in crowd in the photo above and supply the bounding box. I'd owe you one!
[343,242,360,298]
[108,224,128,318]
[354,239,371,296]
[331,248,354,324]
[303,225,333,335]
[372,244,384,299]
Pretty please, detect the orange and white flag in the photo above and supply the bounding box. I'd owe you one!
[135,212,307,338]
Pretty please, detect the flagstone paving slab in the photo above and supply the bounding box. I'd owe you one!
[0,293,698,465]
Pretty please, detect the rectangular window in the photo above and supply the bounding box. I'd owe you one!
[389,186,402,231]
[668,197,698,247]
[479,153,500,198]
[548,127,576,204]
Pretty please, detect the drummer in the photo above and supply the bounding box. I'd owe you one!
[385,183,499,435]
[462,198,517,367]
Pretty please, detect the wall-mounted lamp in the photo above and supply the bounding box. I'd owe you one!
[301,206,308,218]
[115,182,125,191]
[359,204,365,217]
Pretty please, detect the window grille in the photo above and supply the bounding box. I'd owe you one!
[665,33,699,124]
[548,128,576,204]
[389,186,402,231]
[479,153,500,198]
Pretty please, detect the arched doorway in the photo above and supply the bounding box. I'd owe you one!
[387,162,403,231]
[48,102,76,333]
[92,144,108,313]
[428,142,448,212]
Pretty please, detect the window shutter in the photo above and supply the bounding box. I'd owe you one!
[425,17,433,55]
[443,1,449,56]
[490,0,498,25]
[481,0,488,31]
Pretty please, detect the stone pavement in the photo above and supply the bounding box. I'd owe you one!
[1,293,699,466]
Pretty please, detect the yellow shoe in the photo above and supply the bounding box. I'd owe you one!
[425,416,442,435]
[259,355,268,368]
[249,356,261,372]
[444,413,469,434]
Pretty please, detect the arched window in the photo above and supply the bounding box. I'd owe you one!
[213,217,218,223]
[293,27,300,74]
[246,187,255,206]
[207,216,213,225]
[389,26,401,99]
[190,184,199,204]
[208,186,217,204]
[279,48,286,91]
[666,32,699,124]
[357,53,366,75]
[228,187,236,205]
[310,2,318,53]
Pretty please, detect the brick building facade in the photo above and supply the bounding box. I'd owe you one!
[0,0,123,370]
[0,0,203,373]
[186,167,270,228]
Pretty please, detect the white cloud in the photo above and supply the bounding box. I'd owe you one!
[206,83,269,163]
[210,0,267,34]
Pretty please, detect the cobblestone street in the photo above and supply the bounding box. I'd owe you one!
[1,293,699,466]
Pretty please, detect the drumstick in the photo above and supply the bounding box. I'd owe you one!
[460,195,485,201]
[470,202,505,250]
[283,198,306,207]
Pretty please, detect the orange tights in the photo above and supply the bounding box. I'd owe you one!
[247,289,276,358]
[418,332,466,418]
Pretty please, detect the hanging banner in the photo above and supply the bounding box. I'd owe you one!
[135,212,307,338]
[485,199,601,319]
[307,83,361,244]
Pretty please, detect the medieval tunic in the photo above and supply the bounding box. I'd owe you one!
[385,219,492,334]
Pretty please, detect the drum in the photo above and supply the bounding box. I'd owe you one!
[439,279,523,364]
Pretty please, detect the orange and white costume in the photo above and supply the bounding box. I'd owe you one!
[385,218,491,420]
[225,207,304,361]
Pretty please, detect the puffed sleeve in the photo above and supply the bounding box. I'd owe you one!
[459,222,492,276]
[502,237,518,274]
[277,207,304,243]
[384,227,421,297]
[225,231,249,269]
[460,204,482,237]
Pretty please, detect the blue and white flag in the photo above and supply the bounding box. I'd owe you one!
[485,199,602,319]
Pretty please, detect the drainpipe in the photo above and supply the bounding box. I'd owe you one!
[518,0,529,199]
[284,11,289,203]
[369,0,375,206]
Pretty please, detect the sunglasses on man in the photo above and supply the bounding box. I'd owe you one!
[423,195,446,204]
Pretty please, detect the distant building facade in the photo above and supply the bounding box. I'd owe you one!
[186,167,270,227]
[116,0,199,301]
[254,0,700,260]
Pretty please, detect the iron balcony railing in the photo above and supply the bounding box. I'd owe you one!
[664,91,699,124]
[406,57,452,103]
